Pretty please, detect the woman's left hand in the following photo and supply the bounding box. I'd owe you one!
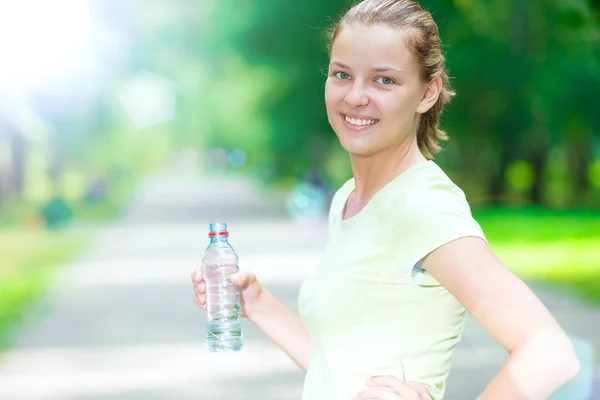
[354,376,432,400]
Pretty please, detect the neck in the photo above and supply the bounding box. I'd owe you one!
[349,136,427,202]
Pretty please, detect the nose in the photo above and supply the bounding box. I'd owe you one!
[344,82,369,108]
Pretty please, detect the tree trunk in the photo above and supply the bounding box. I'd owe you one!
[568,136,593,206]
[529,144,548,205]
[488,145,512,205]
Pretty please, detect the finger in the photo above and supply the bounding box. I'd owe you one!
[195,289,205,304]
[230,271,255,288]
[191,268,203,283]
[355,387,400,400]
[196,282,205,294]
[409,383,431,399]
[194,294,206,308]
[194,293,206,310]
[367,376,421,398]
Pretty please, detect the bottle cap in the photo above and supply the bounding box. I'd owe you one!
[208,222,229,237]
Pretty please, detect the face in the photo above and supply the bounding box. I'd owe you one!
[325,23,439,158]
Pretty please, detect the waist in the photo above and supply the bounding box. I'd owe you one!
[303,350,449,400]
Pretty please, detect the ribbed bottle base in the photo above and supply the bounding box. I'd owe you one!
[206,320,243,352]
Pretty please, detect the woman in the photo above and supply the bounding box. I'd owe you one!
[192,1,581,399]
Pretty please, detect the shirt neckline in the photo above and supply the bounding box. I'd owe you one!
[339,160,434,226]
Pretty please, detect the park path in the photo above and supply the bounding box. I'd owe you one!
[0,171,597,399]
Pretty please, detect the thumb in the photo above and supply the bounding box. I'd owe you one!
[230,271,255,288]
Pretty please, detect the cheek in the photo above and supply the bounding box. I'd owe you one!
[383,90,421,118]
[325,81,344,108]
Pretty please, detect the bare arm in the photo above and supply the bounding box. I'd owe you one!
[424,237,581,400]
[248,289,311,372]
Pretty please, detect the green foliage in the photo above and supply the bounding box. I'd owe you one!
[204,2,349,180]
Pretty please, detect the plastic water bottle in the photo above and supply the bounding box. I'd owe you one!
[202,222,243,352]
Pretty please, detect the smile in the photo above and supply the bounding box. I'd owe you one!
[341,113,379,130]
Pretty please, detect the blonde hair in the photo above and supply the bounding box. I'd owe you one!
[327,0,455,158]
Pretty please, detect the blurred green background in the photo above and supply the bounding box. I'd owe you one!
[0,0,599,349]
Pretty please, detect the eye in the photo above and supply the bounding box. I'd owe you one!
[376,76,395,85]
[334,72,350,80]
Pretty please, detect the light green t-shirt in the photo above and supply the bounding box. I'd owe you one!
[298,161,486,400]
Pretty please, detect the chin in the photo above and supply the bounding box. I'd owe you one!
[337,137,377,158]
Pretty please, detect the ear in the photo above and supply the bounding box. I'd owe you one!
[416,76,442,114]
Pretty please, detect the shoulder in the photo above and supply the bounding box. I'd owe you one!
[387,162,486,252]
[386,161,472,221]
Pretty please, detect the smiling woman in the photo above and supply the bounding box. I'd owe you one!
[325,1,454,162]
[325,23,435,159]
[192,1,582,399]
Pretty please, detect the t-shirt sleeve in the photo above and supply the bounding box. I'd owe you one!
[402,183,487,283]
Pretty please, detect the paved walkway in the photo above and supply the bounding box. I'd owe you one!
[0,172,598,399]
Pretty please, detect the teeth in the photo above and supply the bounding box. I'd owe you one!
[344,115,377,126]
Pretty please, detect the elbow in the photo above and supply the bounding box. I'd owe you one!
[542,338,582,385]
[560,348,581,382]
[552,333,582,382]
[512,332,582,386]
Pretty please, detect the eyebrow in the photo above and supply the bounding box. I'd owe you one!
[330,61,404,73]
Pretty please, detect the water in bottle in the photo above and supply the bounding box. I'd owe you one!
[202,222,243,352]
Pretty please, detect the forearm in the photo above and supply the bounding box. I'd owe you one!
[478,338,581,400]
[248,290,311,372]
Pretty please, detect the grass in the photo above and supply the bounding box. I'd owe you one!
[0,227,91,351]
[473,208,600,305]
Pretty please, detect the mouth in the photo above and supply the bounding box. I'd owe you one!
[340,113,379,130]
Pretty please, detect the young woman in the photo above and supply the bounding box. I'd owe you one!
[192,1,581,399]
